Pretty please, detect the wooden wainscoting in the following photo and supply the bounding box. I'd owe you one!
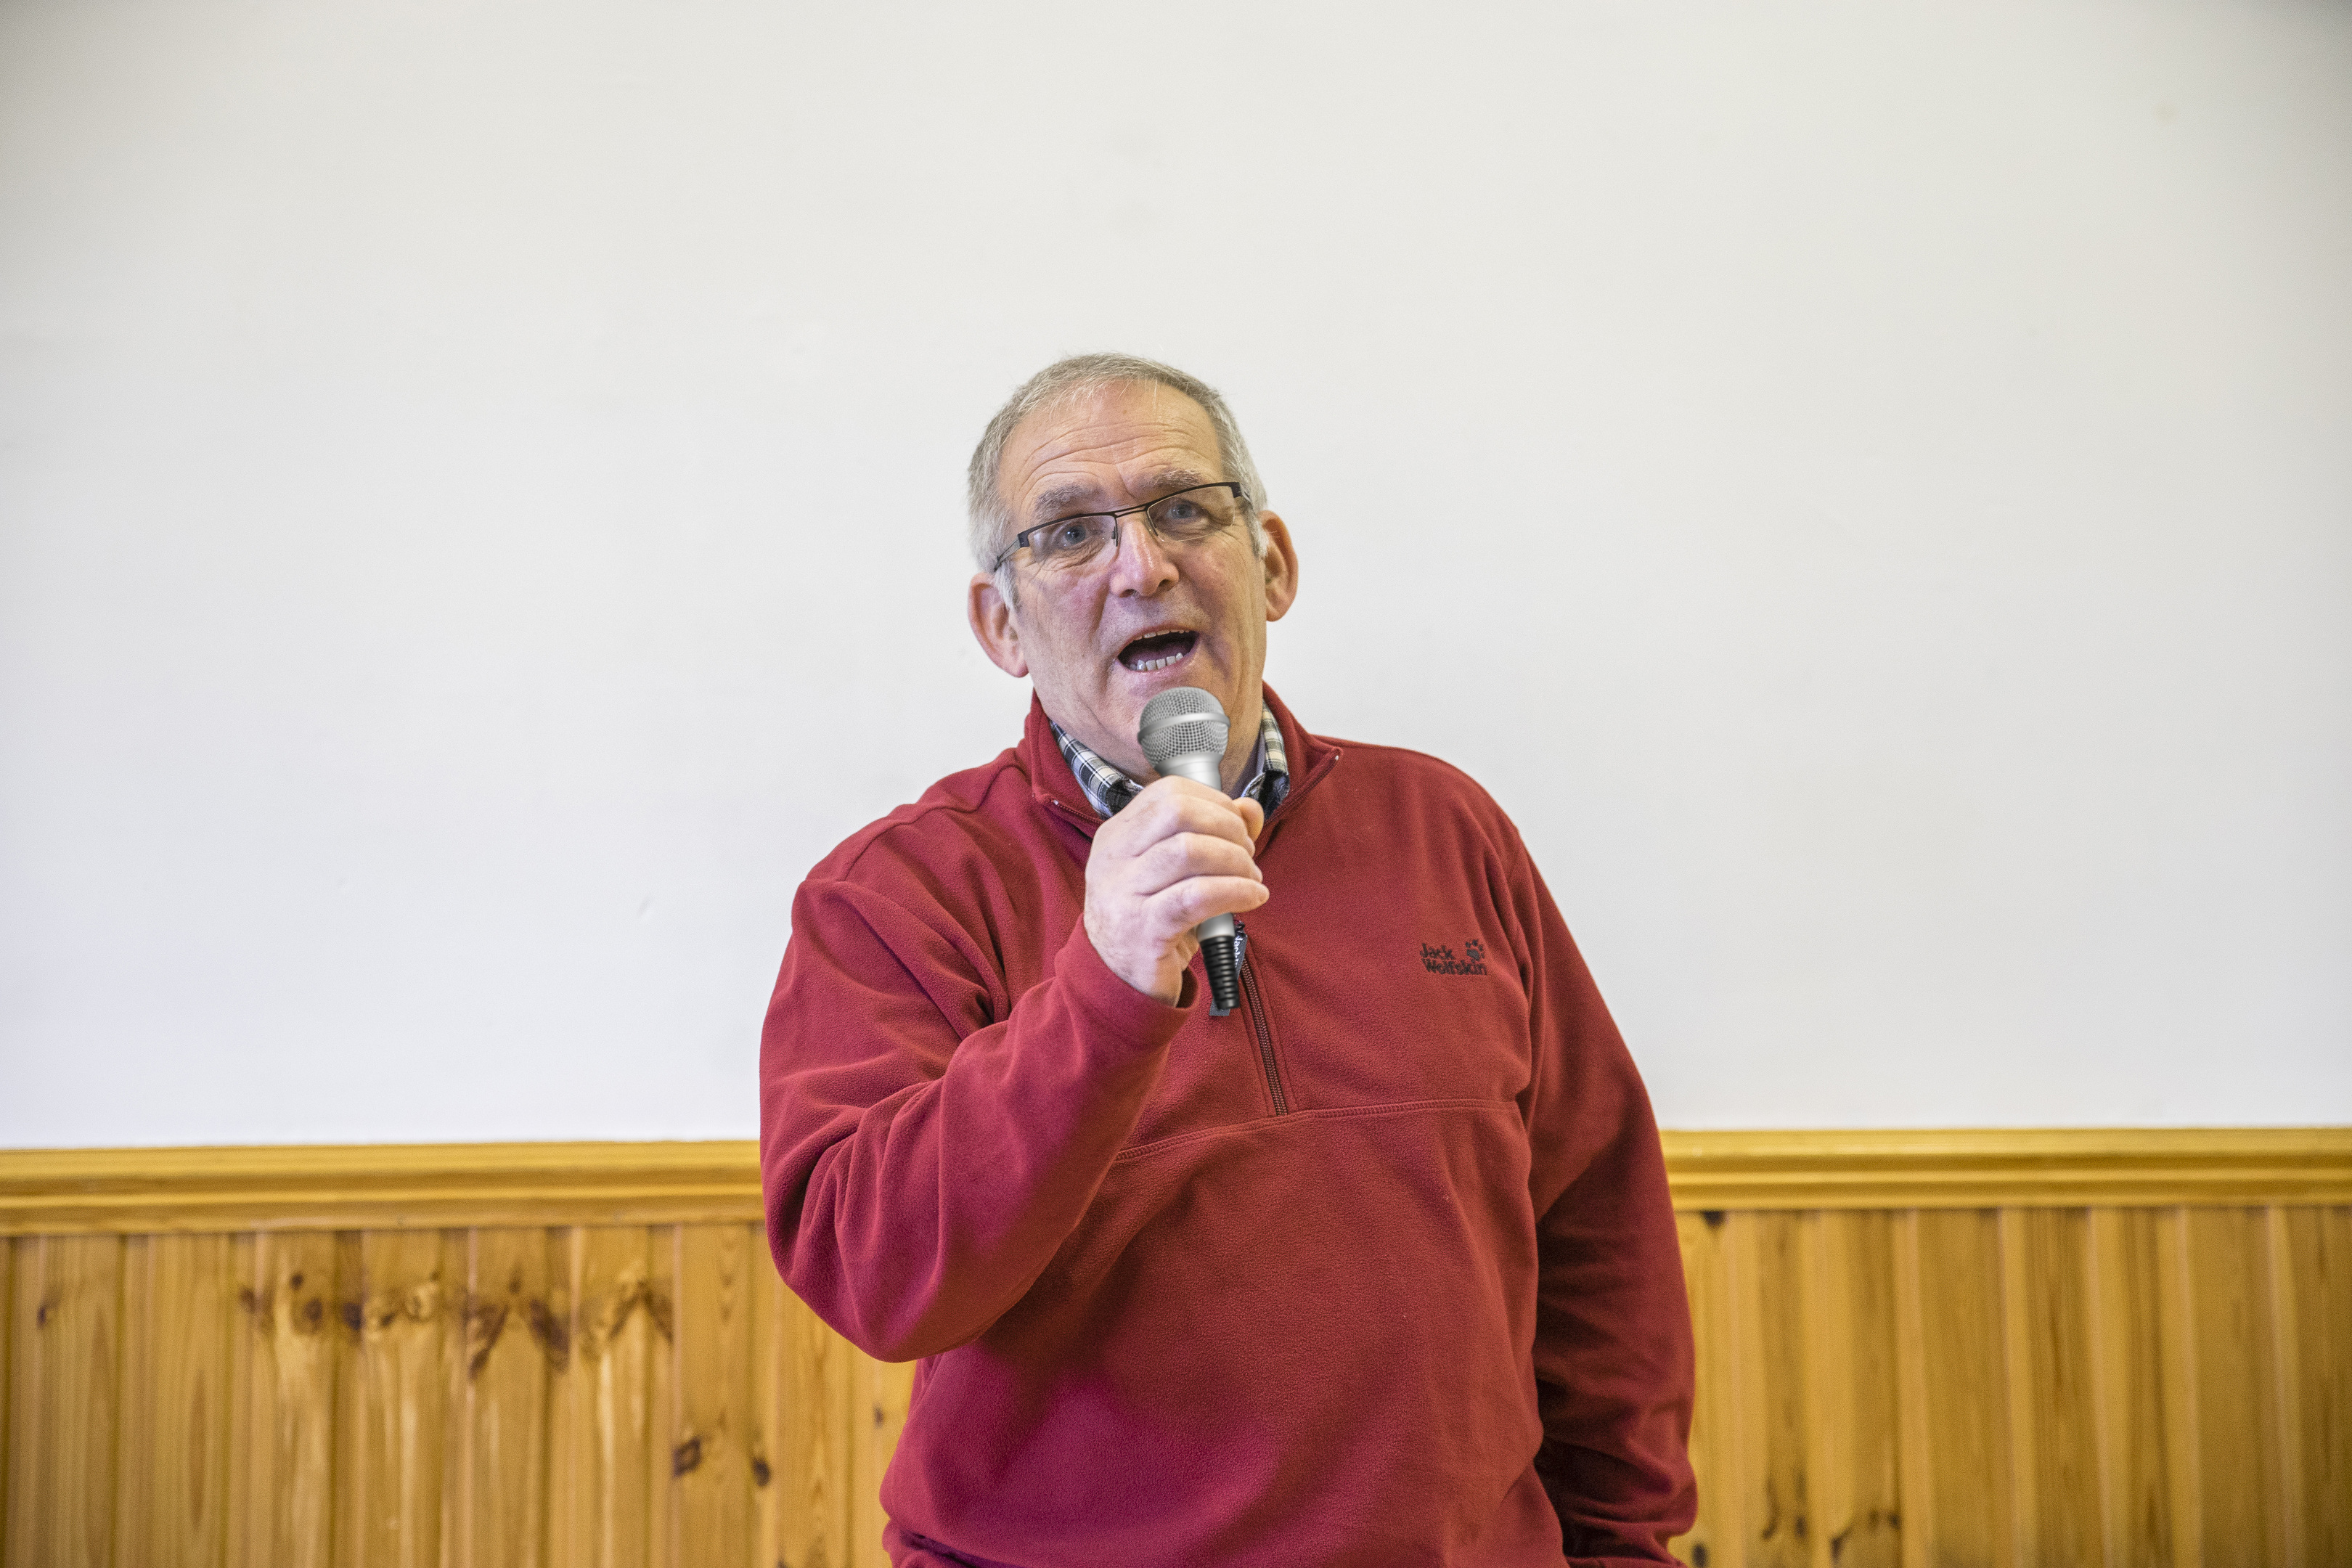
[1,1130,2346,1568]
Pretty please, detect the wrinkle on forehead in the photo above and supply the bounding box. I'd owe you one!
[1001,381,1224,519]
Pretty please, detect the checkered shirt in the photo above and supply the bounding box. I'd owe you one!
[1050,703,1289,821]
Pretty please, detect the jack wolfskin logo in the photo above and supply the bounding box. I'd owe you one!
[1419,937,1489,976]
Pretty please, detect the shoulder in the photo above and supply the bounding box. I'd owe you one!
[1297,732,1532,870]
[1295,737,1580,979]
[799,746,1057,899]
[1314,735,1516,824]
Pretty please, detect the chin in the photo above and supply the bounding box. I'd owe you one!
[1121,665,1238,723]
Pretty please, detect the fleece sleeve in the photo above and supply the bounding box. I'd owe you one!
[1511,839,1699,1565]
[759,875,1191,1363]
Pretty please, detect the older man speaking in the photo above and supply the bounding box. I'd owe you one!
[759,355,1694,1567]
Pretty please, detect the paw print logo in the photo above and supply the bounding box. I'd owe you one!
[1463,938,1486,965]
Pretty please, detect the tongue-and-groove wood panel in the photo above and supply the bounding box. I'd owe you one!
[4,1221,912,1568]
[1,1131,2345,1568]
[1674,1202,2351,1568]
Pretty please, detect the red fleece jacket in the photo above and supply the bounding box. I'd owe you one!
[759,689,1694,1567]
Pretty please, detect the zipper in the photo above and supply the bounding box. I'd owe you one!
[1233,920,1288,1115]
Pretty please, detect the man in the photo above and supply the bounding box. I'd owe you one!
[759,354,1694,1567]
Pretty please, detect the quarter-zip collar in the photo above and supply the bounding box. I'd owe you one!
[1020,685,1341,841]
[1257,686,1340,841]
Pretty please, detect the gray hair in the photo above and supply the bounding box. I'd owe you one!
[966,353,1267,577]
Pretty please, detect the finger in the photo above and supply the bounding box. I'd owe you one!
[1147,875,1273,932]
[1124,782,1261,849]
[1125,833,1263,898]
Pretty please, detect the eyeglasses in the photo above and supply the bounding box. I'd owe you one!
[992,482,1251,576]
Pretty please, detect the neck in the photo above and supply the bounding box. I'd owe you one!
[1044,687,1266,796]
[1212,690,1264,793]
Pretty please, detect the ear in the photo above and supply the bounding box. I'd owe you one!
[968,572,1029,677]
[1256,511,1301,622]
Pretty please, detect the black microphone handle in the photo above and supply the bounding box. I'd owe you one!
[1198,931,1243,1018]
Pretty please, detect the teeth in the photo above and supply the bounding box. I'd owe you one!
[1122,635,1192,673]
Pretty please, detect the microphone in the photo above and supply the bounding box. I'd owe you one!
[1138,687,1244,1016]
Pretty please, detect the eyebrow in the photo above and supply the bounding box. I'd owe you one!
[1026,468,1214,523]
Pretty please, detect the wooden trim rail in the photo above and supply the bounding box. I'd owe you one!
[0,1141,765,1236]
[3,1127,2346,1236]
[1662,1126,2352,1211]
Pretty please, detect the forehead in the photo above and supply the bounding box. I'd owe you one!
[998,380,1222,520]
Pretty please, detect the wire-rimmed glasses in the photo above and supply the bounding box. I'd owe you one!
[991,482,1251,577]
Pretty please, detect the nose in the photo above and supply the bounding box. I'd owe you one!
[1103,513,1178,597]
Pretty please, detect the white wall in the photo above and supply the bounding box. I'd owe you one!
[4,0,2347,1146]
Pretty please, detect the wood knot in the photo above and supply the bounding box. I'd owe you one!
[671,1436,703,1477]
[751,1455,772,1487]
[526,1298,570,1371]
[465,1297,510,1381]
[578,1278,643,1360]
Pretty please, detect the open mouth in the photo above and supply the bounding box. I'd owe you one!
[1118,629,1199,673]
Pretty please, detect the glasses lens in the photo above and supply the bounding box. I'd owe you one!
[1146,485,1241,544]
[1027,514,1116,571]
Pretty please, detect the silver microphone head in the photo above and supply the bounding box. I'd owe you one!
[1138,687,1230,772]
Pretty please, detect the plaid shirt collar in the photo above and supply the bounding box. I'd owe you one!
[1050,701,1290,821]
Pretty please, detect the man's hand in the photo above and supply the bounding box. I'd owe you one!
[1084,779,1268,1004]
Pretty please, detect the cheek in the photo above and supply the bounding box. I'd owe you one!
[1020,603,1102,676]
[1209,574,1266,635]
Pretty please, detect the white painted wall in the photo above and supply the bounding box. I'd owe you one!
[4,0,2347,1146]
